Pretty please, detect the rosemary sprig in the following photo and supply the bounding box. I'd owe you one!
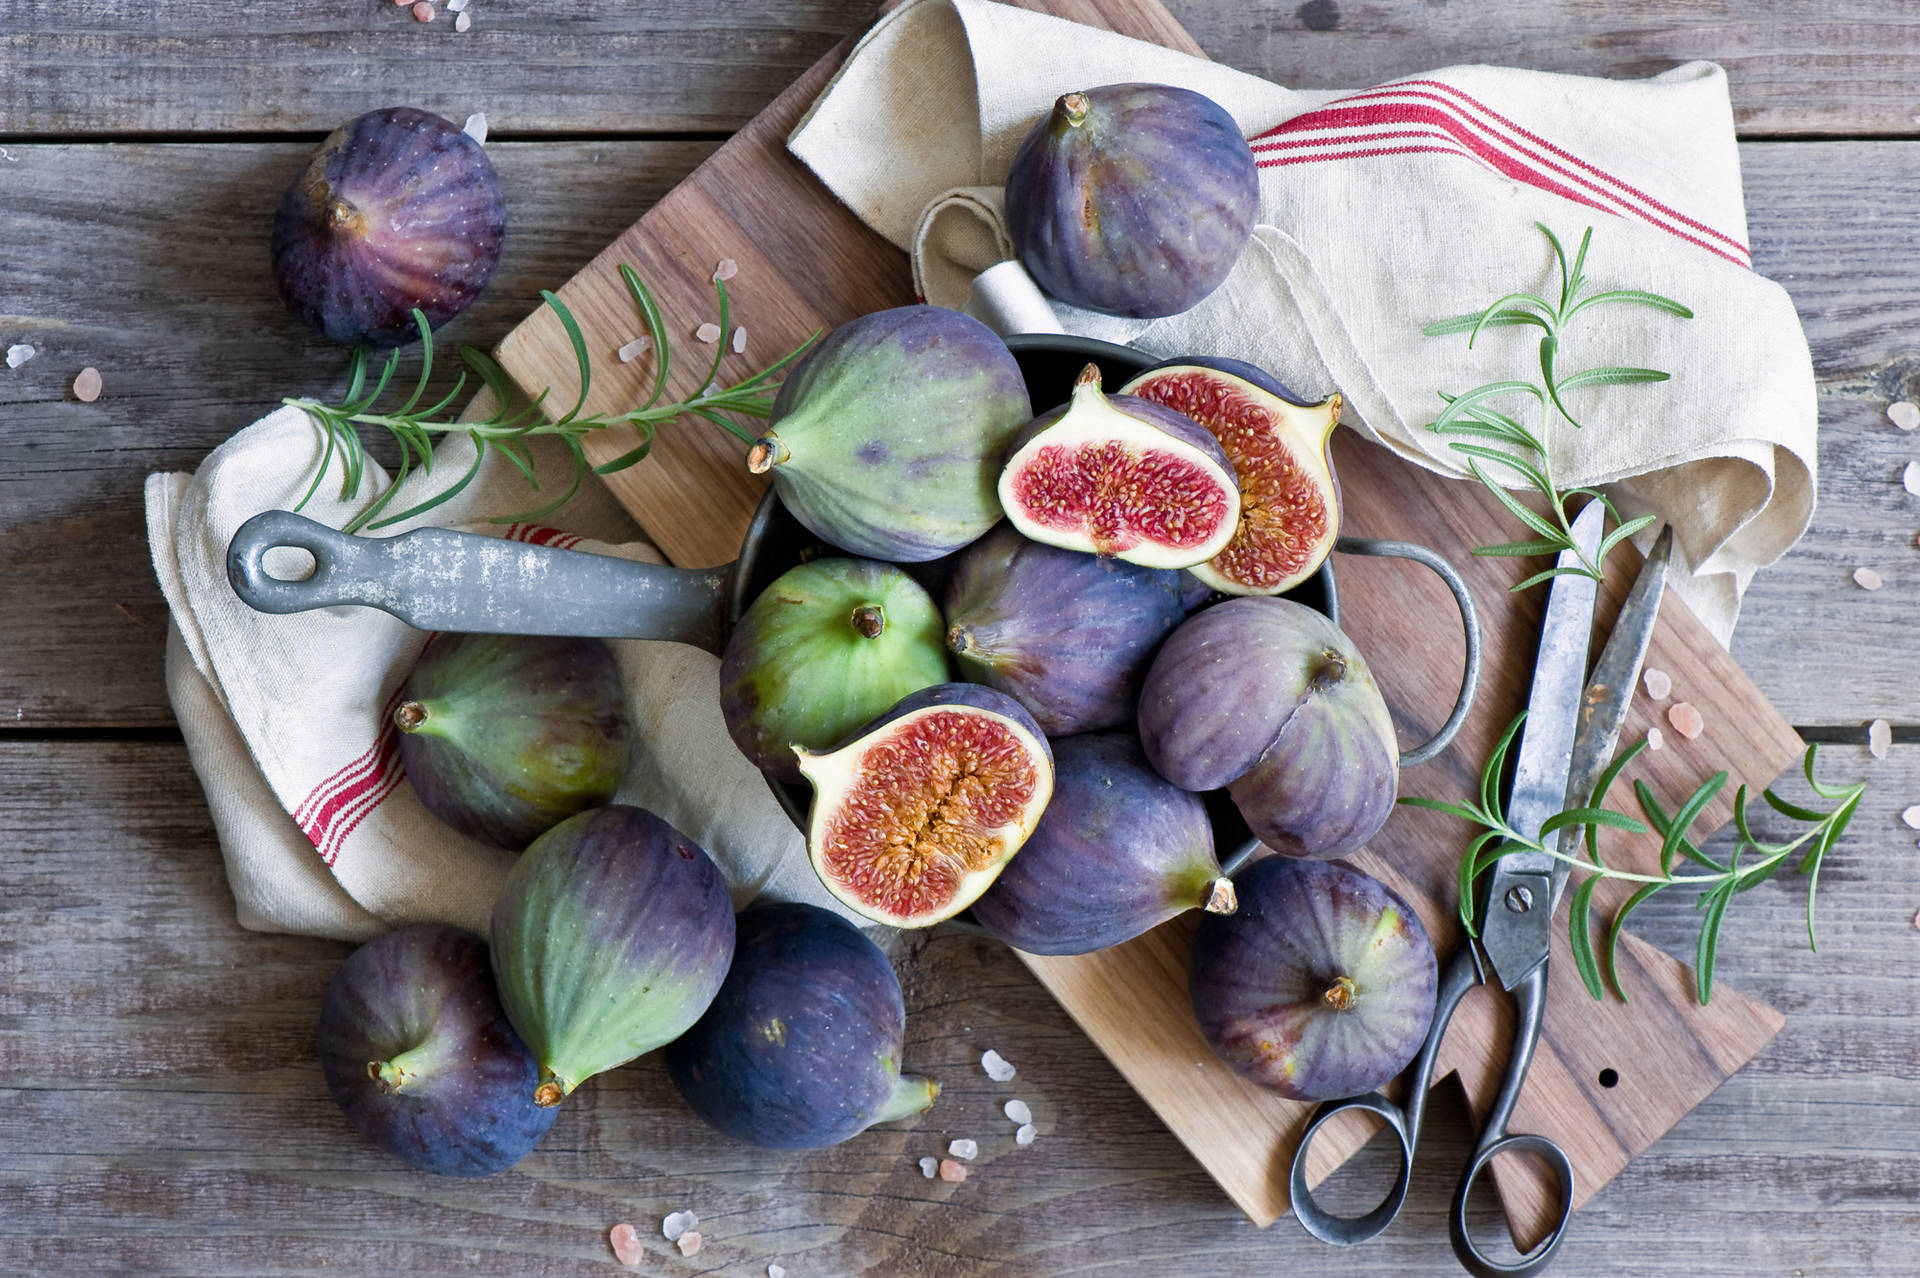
[285,264,820,533]
[1424,222,1693,589]
[1403,714,1866,1005]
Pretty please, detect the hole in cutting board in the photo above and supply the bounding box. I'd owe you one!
[1598,1068,1619,1089]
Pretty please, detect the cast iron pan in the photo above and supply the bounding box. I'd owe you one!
[229,335,1482,865]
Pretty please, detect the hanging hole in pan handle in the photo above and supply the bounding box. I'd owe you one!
[226,509,372,614]
[1332,535,1482,768]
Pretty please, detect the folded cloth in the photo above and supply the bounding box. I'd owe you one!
[146,395,864,942]
[789,0,1817,643]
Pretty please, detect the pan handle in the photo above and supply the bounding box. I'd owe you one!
[226,510,734,654]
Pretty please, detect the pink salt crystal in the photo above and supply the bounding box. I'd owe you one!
[732,326,748,355]
[412,1,435,20]
[1870,719,1892,759]
[695,322,722,343]
[947,1138,978,1161]
[1667,702,1705,740]
[1645,727,1665,752]
[1899,805,1920,830]
[677,1231,703,1257]
[937,1158,968,1183]
[712,258,739,282]
[1891,401,1920,432]
[616,336,652,363]
[1641,668,1672,700]
[72,367,102,402]
[455,10,471,31]
[1854,567,1885,591]
[609,1223,644,1267]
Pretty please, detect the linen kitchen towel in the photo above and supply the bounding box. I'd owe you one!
[147,393,864,941]
[789,0,1817,643]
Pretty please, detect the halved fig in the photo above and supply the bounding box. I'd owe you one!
[795,684,1054,928]
[998,363,1241,570]
[1121,357,1342,596]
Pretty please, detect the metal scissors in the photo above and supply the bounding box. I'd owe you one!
[1287,502,1673,1277]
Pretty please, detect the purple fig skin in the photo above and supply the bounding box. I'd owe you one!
[271,107,505,347]
[665,902,939,1148]
[1005,84,1258,319]
[1137,597,1399,859]
[394,633,629,851]
[971,732,1231,955]
[1190,857,1437,1102]
[490,806,737,1107]
[753,306,1031,561]
[944,524,1194,735]
[317,925,557,1176]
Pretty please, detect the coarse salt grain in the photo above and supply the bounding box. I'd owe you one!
[919,1156,938,1178]
[980,1050,1015,1082]
[1854,567,1885,591]
[73,367,103,402]
[662,1210,698,1242]
[770,1267,787,1278]
[1645,727,1665,751]
[1870,719,1892,759]
[616,336,652,363]
[1014,1123,1037,1146]
[712,258,739,282]
[1891,401,1920,432]
[609,1223,644,1267]
[1913,908,1920,933]
[447,0,468,9]
[5,344,33,369]
[462,112,488,145]
[1900,805,1920,830]
[948,1138,978,1161]
[455,11,471,31]
[412,1,435,21]
[1904,461,1920,496]
[1003,1099,1031,1125]
[695,322,722,343]
[677,1232,703,1257]
[1642,668,1672,700]
[937,1158,968,1182]
[1667,702,1705,740]
[733,326,748,355]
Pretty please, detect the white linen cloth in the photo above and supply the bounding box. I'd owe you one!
[788,0,1817,643]
[147,395,862,941]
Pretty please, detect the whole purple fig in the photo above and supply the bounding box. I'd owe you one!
[1190,857,1437,1102]
[394,633,629,851]
[317,925,557,1176]
[1138,596,1398,859]
[665,902,939,1148]
[971,732,1234,955]
[1005,83,1258,319]
[271,106,505,346]
[943,524,1193,736]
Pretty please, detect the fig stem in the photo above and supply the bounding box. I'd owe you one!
[1203,877,1238,915]
[1057,92,1090,128]
[1308,650,1348,694]
[874,1073,941,1125]
[1072,362,1104,394]
[533,1075,568,1109]
[393,700,433,734]
[746,436,789,474]
[850,604,887,639]
[1322,975,1358,1012]
[946,623,973,656]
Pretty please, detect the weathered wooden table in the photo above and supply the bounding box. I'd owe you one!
[3,3,1916,1274]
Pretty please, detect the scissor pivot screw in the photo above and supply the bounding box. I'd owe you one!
[1505,885,1534,913]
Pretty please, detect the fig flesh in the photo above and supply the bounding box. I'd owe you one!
[1004,84,1258,319]
[394,633,629,850]
[943,524,1194,736]
[665,902,939,1148]
[998,363,1241,570]
[796,683,1054,928]
[1122,358,1343,596]
[971,732,1234,956]
[317,925,556,1176]
[490,805,736,1106]
[271,106,505,347]
[749,306,1032,562]
[1138,597,1398,859]
[720,557,950,783]
[1190,857,1437,1102]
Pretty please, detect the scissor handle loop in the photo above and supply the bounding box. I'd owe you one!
[1288,1091,1415,1246]
[1448,1131,1575,1278]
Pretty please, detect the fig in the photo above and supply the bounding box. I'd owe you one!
[490,805,736,1106]
[720,557,950,783]
[998,363,1241,570]
[796,683,1054,928]
[748,306,1032,562]
[1121,358,1343,596]
[970,732,1234,956]
[943,524,1193,736]
[665,902,939,1148]
[317,925,557,1176]
[271,106,505,347]
[1189,857,1437,1102]
[1138,597,1398,859]
[394,633,629,850]
[1004,83,1258,319]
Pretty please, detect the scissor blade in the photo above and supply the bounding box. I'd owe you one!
[1478,502,1604,991]
[1550,524,1673,912]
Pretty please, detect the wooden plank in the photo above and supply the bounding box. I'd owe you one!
[2,739,1915,1274]
[5,0,1920,137]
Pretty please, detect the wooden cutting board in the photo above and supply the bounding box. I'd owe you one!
[492,0,1796,1249]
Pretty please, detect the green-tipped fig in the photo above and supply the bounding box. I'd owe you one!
[720,557,951,783]
[394,633,629,850]
[490,805,735,1106]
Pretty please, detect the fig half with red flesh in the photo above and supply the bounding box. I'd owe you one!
[1122,357,1341,596]
[998,363,1241,570]
[796,684,1054,928]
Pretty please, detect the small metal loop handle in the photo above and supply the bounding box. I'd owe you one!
[1288,1091,1416,1247]
[1447,1131,1575,1278]
[227,509,374,613]
[1333,534,1482,767]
